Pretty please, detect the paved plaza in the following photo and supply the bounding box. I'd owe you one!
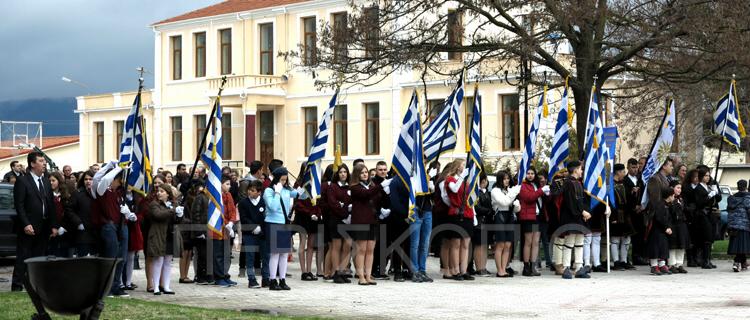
[2,253,749,319]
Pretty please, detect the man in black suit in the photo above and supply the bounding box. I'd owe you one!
[11,151,58,291]
[624,158,647,266]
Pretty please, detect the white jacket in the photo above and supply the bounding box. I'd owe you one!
[491,185,521,212]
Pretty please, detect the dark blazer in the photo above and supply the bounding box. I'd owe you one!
[350,182,383,225]
[559,177,587,228]
[326,182,352,220]
[14,172,57,235]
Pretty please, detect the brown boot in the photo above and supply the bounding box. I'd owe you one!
[554,264,564,275]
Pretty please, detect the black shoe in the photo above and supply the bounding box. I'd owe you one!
[394,272,405,282]
[279,279,291,290]
[10,285,23,292]
[562,267,573,279]
[301,272,312,281]
[530,264,541,276]
[411,272,423,283]
[333,272,347,284]
[269,279,281,291]
[248,279,261,288]
[163,290,175,295]
[575,268,591,279]
[261,278,269,288]
[109,288,130,297]
[123,284,136,290]
[624,262,637,270]
[612,262,624,271]
[451,274,464,281]
[462,273,475,281]
[592,265,608,273]
[153,291,162,296]
[309,273,318,281]
[506,267,516,275]
[709,262,717,269]
[701,263,712,269]
[677,266,688,274]
[522,263,533,277]
[420,271,434,282]
[372,273,390,280]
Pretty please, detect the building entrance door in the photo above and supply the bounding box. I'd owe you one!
[258,110,274,173]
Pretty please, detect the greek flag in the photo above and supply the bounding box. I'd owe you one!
[304,90,339,205]
[200,98,224,236]
[392,90,430,221]
[714,80,746,148]
[466,87,482,207]
[640,99,676,207]
[583,86,608,208]
[424,71,464,162]
[118,90,152,196]
[548,82,570,181]
[518,86,546,185]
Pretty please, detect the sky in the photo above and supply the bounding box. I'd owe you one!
[0,0,219,102]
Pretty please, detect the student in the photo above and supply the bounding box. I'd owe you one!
[292,163,322,281]
[491,171,521,277]
[326,164,353,284]
[432,161,453,279]
[692,169,718,269]
[558,161,591,279]
[147,184,184,295]
[407,162,436,283]
[47,171,79,257]
[444,159,474,281]
[189,181,212,285]
[471,173,493,276]
[623,158,647,266]
[727,179,750,272]
[610,164,635,271]
[263,167,307,290]
[668,180,689,273]
[212,177,239,287]
[646,187,674,275]
[348,163,388,285]
[517,168,549,276]
[71,170,98,257]
[318,164,335,281]
[535,171,553,272]
[238,180,268,288]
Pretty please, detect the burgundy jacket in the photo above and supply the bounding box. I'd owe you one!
[326,182,352,220]
[350,182,383,225]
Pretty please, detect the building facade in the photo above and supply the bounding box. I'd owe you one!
[76,0,654,174]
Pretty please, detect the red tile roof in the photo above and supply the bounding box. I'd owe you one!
[0,136,79,160]
[153,0,312,26]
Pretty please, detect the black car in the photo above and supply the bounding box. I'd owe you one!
[0,183,16,257]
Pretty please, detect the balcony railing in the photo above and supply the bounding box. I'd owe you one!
[208,74,286,91]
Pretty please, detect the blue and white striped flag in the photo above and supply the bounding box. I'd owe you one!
[304,90,339,205]
[118,90,152,196]
[424,71,464,162]
[640,99,677,207]
[518,86,546,185]
[391,90,429,221]
[466,87,482,207]
[714,80,746,148]
[583,86,608,208]
[200,98,224,236]
[548,82,570,181]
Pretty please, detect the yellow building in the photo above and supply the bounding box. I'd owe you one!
[77,0,655,175]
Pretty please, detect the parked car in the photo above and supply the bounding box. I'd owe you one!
[719,185,731,239]
[0,183,16,257]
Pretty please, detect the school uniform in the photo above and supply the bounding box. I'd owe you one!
[472,188,494,246]
[646,200,671,261]
[349,181,383,241]
[559,176,587,276]
[326,181,352,239]
[668,197,690,268]
[610,180,635,268]
[238,196,269,281]
[444,175,474,239]
[263,187,302,253]
[490,186,520,243]
[623,174,646,263]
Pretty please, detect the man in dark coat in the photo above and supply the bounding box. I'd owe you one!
[623,158,647,265]
[11,152,58,291]
[559,161,590,279]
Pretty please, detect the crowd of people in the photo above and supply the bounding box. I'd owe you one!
[5,152,750,297]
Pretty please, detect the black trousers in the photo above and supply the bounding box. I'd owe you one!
[12,233,48,288]
[194,238,210,282]
[373,224,388,275]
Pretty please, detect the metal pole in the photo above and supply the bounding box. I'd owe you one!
[185,76,227,193]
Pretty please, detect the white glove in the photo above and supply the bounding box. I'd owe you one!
[542,185,550,194]
[227,228,235,238]
[605,204,612,217]
[77,224,85,231]
[428,168,437,178]
[347,204,352,212]
[428,180,435,191]
[343,215,351,224]
[295,187,306,196]
[711,185,718,193]
[473,216,478,227]
[127,212,137,222]
[58,227,67,236]
[252,226,261,235]
[126,192,133,202]
[708,190,717,198]
[226,222,234,231]
[339,201,345,208]
[274,183,283,194]
[197,234,206,239]
[165,201,173,209]
[347,190,351,196]
[460,168,469,179]
[379,208,391,220]
[175,206,184,218]
[381,178,393,188]
[120,205,133,218]
[383,185,391,195]
[311,215,319,221]
[104,159,118,171]
[513,199,521,213]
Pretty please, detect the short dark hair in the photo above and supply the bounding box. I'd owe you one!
[566,160,581,172]
[9,161,18,170]
[27,151,44,168]
[353,159,365,167]
[627,158,638,166]
[661,186,674,199]
[248,179,264,192]
[250,160,263,174]
[376,161,387,167]
[738,179,748,192]
[177,163,186,170]
[221,176,232,184]
[614,163,625,172]
[268,159,283,173]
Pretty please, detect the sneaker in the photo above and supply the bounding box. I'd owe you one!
[279,279,291,290]
[109,288,130,297]
[248,279,261,288]
[372,273,390,280]
[420,272,434,283]
[624,262,637,270]
[123,284,136,291]
[394,272,405,282]
[592,265,608,273]
[612,262,625,271]
[650,266,662,276]
[575,267,591,279]
[583,265,592,274]
[733,263,740,272]
[412,272,424,283]
[562,267,573,279]
[226,279,238,286]
[301,272,312,281]
[677,266,688,274]
[269,279,281,291]
[462,273,475,281]
[478,269,492,277]
[238,268,246,278]
[215,279,232,287]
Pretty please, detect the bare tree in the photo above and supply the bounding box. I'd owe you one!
[282,0,750,156]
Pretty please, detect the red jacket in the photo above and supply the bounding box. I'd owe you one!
[92,189,123,227]
[350,182,382,225]
[445,176,474,219]
[326,182,352,220]
[518,181,544,221]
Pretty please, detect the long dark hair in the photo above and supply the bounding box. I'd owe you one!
[77,170,95,191]
[334,164,350,184]
[494,171,512,190]
[271,169,291,188]
[322,164,335,183]
[49,171,71,200]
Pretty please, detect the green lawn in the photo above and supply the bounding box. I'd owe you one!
[713,239,729,258]
[0,292,322,320]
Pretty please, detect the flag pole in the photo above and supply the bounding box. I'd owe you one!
[186,76,227,193]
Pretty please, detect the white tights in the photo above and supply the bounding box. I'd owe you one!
[269,253,289,280]
[610,236,631,263]
[125,251,135,286]
[151,255,173,293]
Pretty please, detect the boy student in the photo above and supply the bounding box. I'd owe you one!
[558,161,591,279]
[238,180,269,288]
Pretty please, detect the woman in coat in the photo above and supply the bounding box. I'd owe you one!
[48,171,79,257]
[443,159,474,281]
[326,164,353,284]
[293,162,322,281]
[646,187,673,275]
[147,183,184,295]
[471,173,493,276]
[517,167,548,276]
[668,180,690,273]
[71,170,98,257]
[349,163,386,285]
[727,180,750,272]
[491,171,521,277]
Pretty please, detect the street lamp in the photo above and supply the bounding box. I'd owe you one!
[61,76,91,94]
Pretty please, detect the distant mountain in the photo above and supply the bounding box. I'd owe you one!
[0,98,78,136]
